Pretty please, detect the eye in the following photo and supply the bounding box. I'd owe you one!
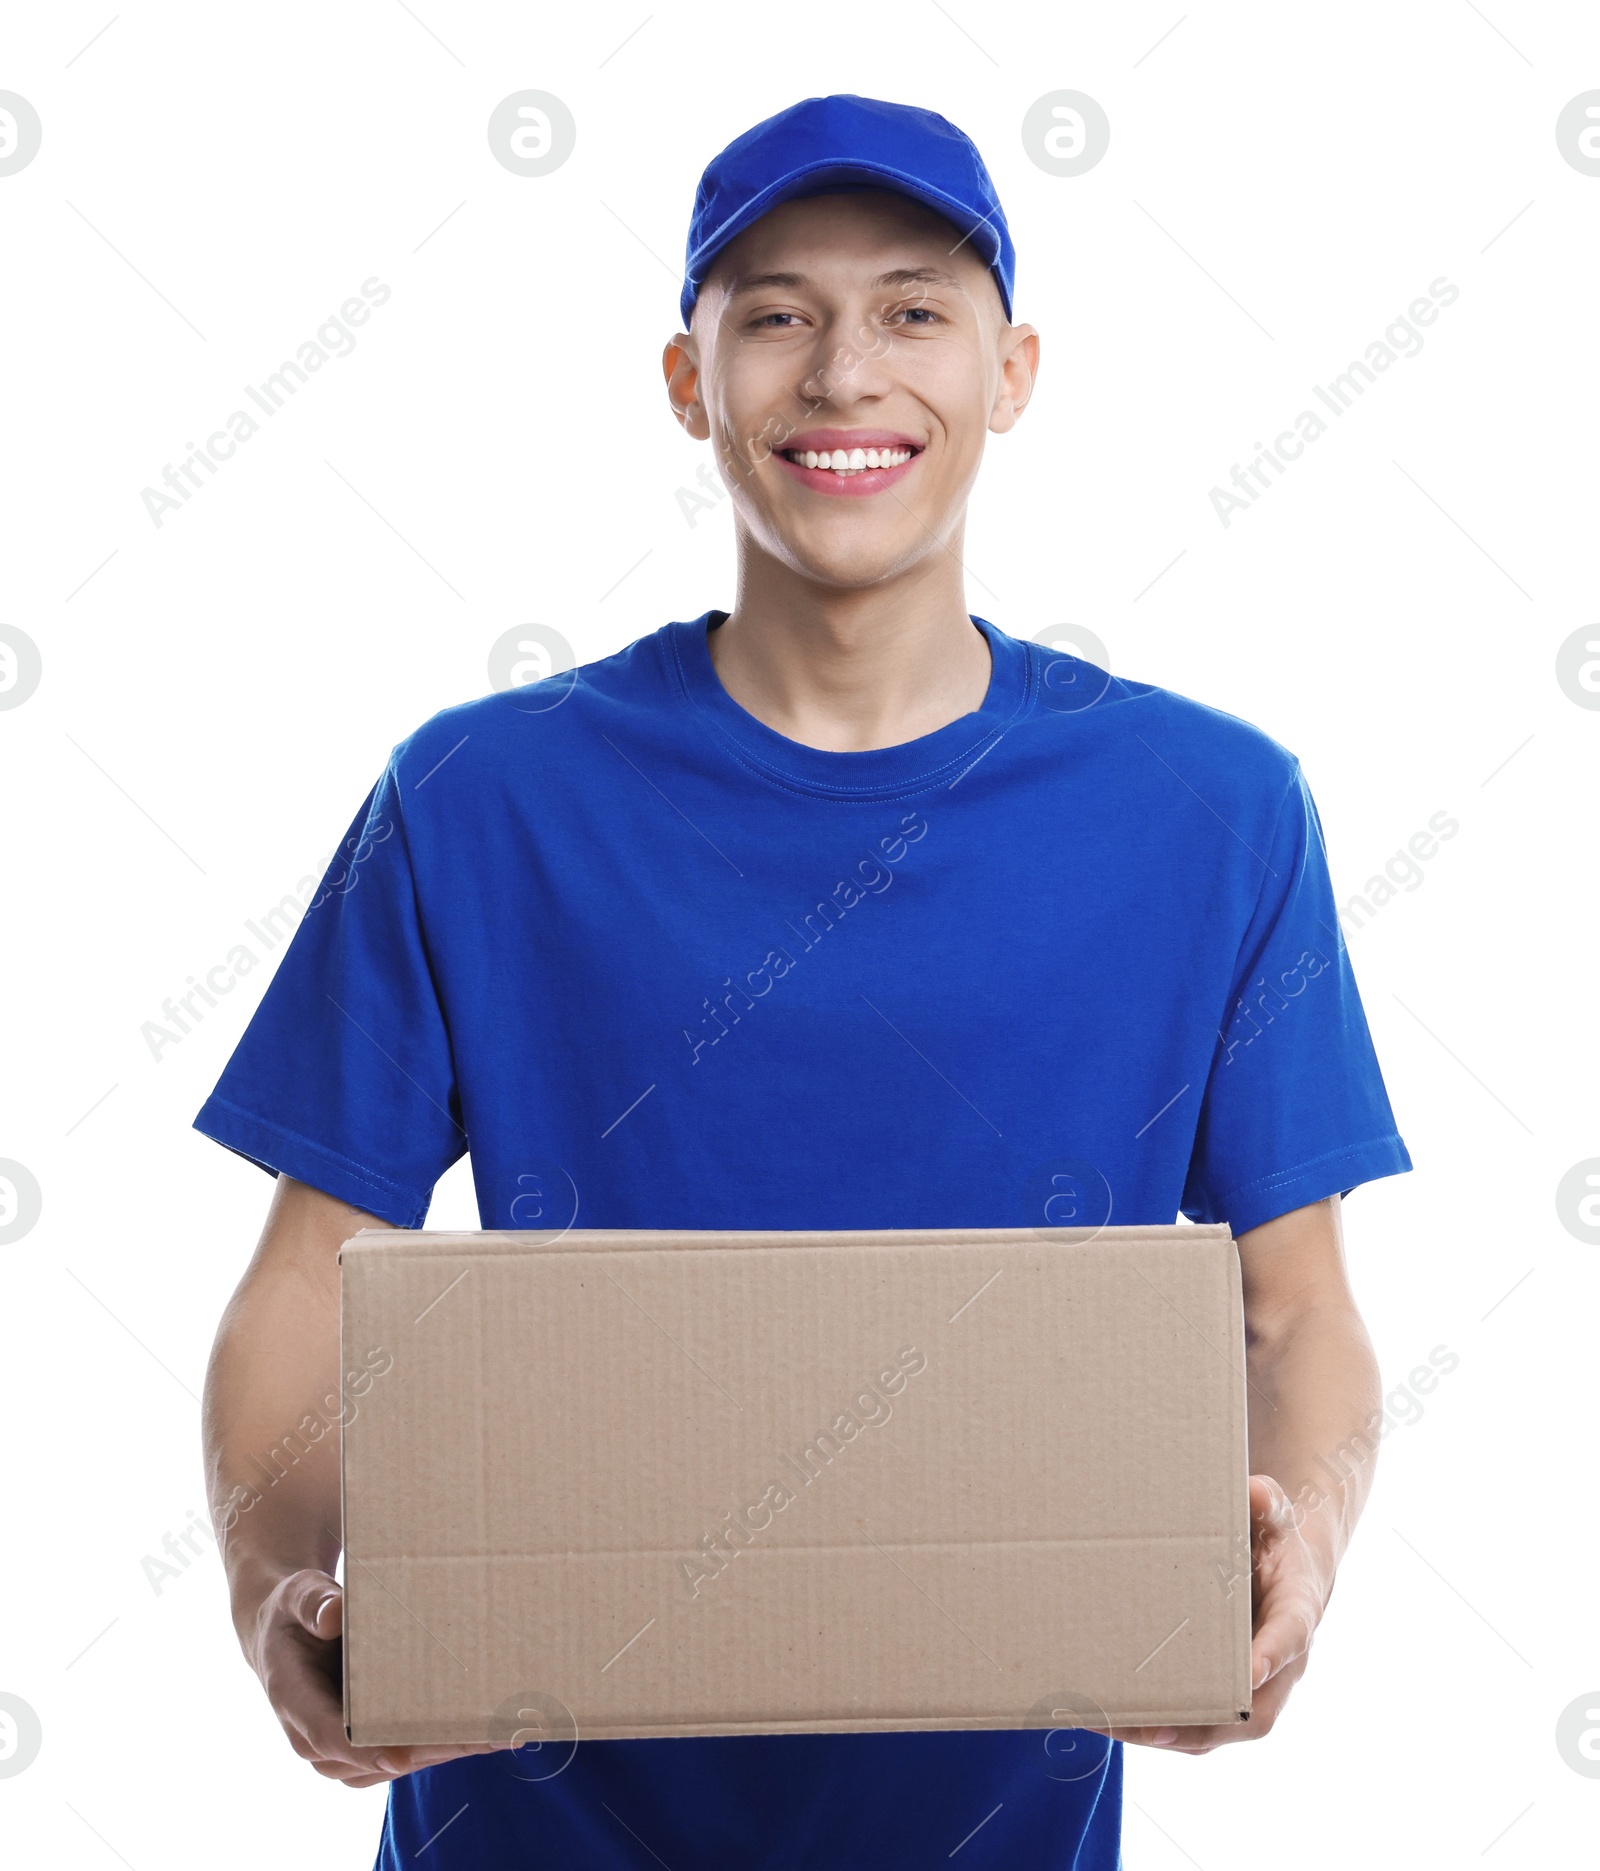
[891,305,941,326]
[752,310,805,328]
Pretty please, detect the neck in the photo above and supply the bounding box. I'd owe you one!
[708,535,992,752]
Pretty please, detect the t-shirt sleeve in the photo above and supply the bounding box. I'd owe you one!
[1180,760,1412,1236]
[192,754,466,1228]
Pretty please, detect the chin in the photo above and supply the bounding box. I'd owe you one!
[764,520,930,590]
[784,544,921,590]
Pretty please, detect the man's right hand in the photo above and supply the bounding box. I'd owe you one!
[206,1179,498,1789]
[240,1568,494,1786]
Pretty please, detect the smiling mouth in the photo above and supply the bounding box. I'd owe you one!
[779,444,922,476]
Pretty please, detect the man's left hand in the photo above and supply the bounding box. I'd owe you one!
[1109,1474,1330,1754]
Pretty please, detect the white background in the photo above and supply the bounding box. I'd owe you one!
[1,2,1595,1865]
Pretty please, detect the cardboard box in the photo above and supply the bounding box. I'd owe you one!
[340,1225,1253,1746]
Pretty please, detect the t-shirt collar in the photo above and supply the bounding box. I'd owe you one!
[668,609,1033,799]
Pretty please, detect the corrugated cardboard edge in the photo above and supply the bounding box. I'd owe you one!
[340,1222,1236,1257]
[338,1224,1253,1739]
[338,1251,352,1743]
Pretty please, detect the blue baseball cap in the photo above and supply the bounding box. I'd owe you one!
[680,94,1015,329]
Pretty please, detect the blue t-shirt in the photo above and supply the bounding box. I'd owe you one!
[195,610,1409,1870]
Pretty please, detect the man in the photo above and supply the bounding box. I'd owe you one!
[197,94,1410,1870]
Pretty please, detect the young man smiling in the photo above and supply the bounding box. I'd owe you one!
[197,95,1410,1870]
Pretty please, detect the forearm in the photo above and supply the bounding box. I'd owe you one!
[198,1178,460,1785]
[1245,1301,1382,1597]
[204,1279,342,1627]
[202,1177,376,1642]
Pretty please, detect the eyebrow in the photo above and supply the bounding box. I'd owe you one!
[724,264,966,299]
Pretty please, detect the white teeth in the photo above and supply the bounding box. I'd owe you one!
[787,445,915,474]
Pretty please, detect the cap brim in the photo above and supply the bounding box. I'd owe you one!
[681,158,1010,325]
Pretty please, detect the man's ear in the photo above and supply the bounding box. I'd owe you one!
[663,333,711,440]
[989,323,1040,436]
